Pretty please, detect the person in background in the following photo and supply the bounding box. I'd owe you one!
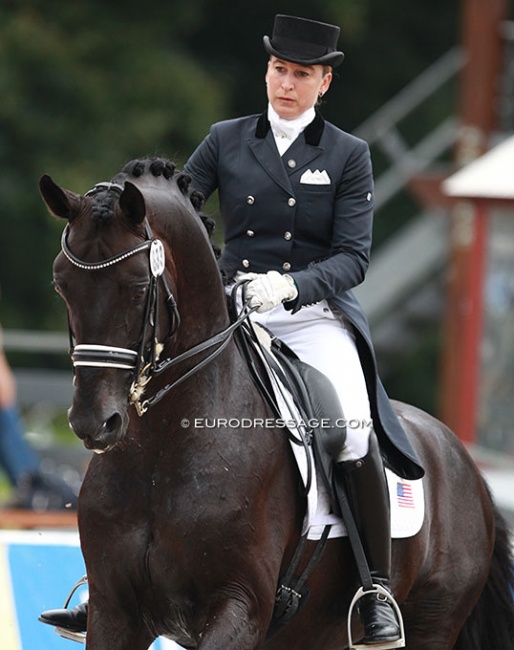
[0,324,78,511]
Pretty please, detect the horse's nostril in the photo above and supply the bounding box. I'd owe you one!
[104,412,122,435]
[68,404,127,451]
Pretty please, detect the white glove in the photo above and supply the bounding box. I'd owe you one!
[243,271,298,313]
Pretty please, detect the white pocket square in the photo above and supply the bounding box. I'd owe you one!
[300,169,331,185]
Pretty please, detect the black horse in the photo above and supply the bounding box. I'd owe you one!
[40,158,514,650]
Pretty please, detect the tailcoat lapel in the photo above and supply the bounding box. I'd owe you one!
[247,132,294,195]
[247,111,327,192]
[283,136,324,177]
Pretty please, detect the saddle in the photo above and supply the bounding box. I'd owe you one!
[235,318,348,493]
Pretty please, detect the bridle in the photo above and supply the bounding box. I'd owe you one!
[62,181,251,416]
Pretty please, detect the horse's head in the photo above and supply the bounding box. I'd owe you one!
[40,159,223,453]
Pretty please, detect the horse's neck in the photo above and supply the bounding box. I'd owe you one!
[174,284,230,352]
[167,252,231,356]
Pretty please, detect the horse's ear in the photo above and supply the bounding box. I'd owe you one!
[119,181,146,224]
[39,174,82,221]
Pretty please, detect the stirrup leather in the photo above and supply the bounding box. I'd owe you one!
[52,575,87,644]
[347,584,405,650]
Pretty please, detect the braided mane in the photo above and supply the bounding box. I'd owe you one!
[98,157,222,260]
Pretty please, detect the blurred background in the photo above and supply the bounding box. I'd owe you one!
[0,2,513,648]
[0,0,513,511]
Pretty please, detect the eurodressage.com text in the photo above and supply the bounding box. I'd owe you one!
[181,418,373,430]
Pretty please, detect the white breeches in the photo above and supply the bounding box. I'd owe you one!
[250,300,372,461]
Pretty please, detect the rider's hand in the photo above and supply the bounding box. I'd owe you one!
[243,271,298,313]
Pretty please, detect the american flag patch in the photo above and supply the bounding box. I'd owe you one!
[396,481,415,508]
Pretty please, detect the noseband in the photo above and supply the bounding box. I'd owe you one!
[63,181,250,416]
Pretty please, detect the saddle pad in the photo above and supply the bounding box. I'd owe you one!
[251,325,424,541]
[303,460,425,540]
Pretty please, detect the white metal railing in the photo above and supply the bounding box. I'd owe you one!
[353,47,464,148]
[3,329,68,353]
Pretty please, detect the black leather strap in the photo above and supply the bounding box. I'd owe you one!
[332,475,374,591]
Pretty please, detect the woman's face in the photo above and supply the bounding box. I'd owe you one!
[265,56,332,120]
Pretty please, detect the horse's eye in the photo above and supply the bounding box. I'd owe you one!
[131,285,148,303]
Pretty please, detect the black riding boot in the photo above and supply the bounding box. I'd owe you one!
[39,602,88,632]
[338,431,401,645]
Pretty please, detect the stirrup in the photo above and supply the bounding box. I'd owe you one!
[347,584,405,650]
[53,575,88,644]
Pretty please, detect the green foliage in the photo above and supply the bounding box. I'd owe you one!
[384,328,442,415]
[0,3,227,328]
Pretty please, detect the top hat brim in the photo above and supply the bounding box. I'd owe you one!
[263,35,344,67]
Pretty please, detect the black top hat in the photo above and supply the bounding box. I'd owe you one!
[263,15,344,68]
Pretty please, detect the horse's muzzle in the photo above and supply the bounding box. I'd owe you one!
[68,403,128,453]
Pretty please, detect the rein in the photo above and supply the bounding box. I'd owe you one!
[63,182,253,416]
[136,307,253,414]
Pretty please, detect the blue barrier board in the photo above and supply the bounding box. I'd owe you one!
[0,530,179,650]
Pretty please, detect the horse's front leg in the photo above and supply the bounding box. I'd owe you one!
[196,588,272,650]
[84,590,155,650]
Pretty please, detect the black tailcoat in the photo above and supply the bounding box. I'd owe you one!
[185,112,424,479]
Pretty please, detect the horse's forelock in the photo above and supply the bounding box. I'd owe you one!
[89,190,119,225]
